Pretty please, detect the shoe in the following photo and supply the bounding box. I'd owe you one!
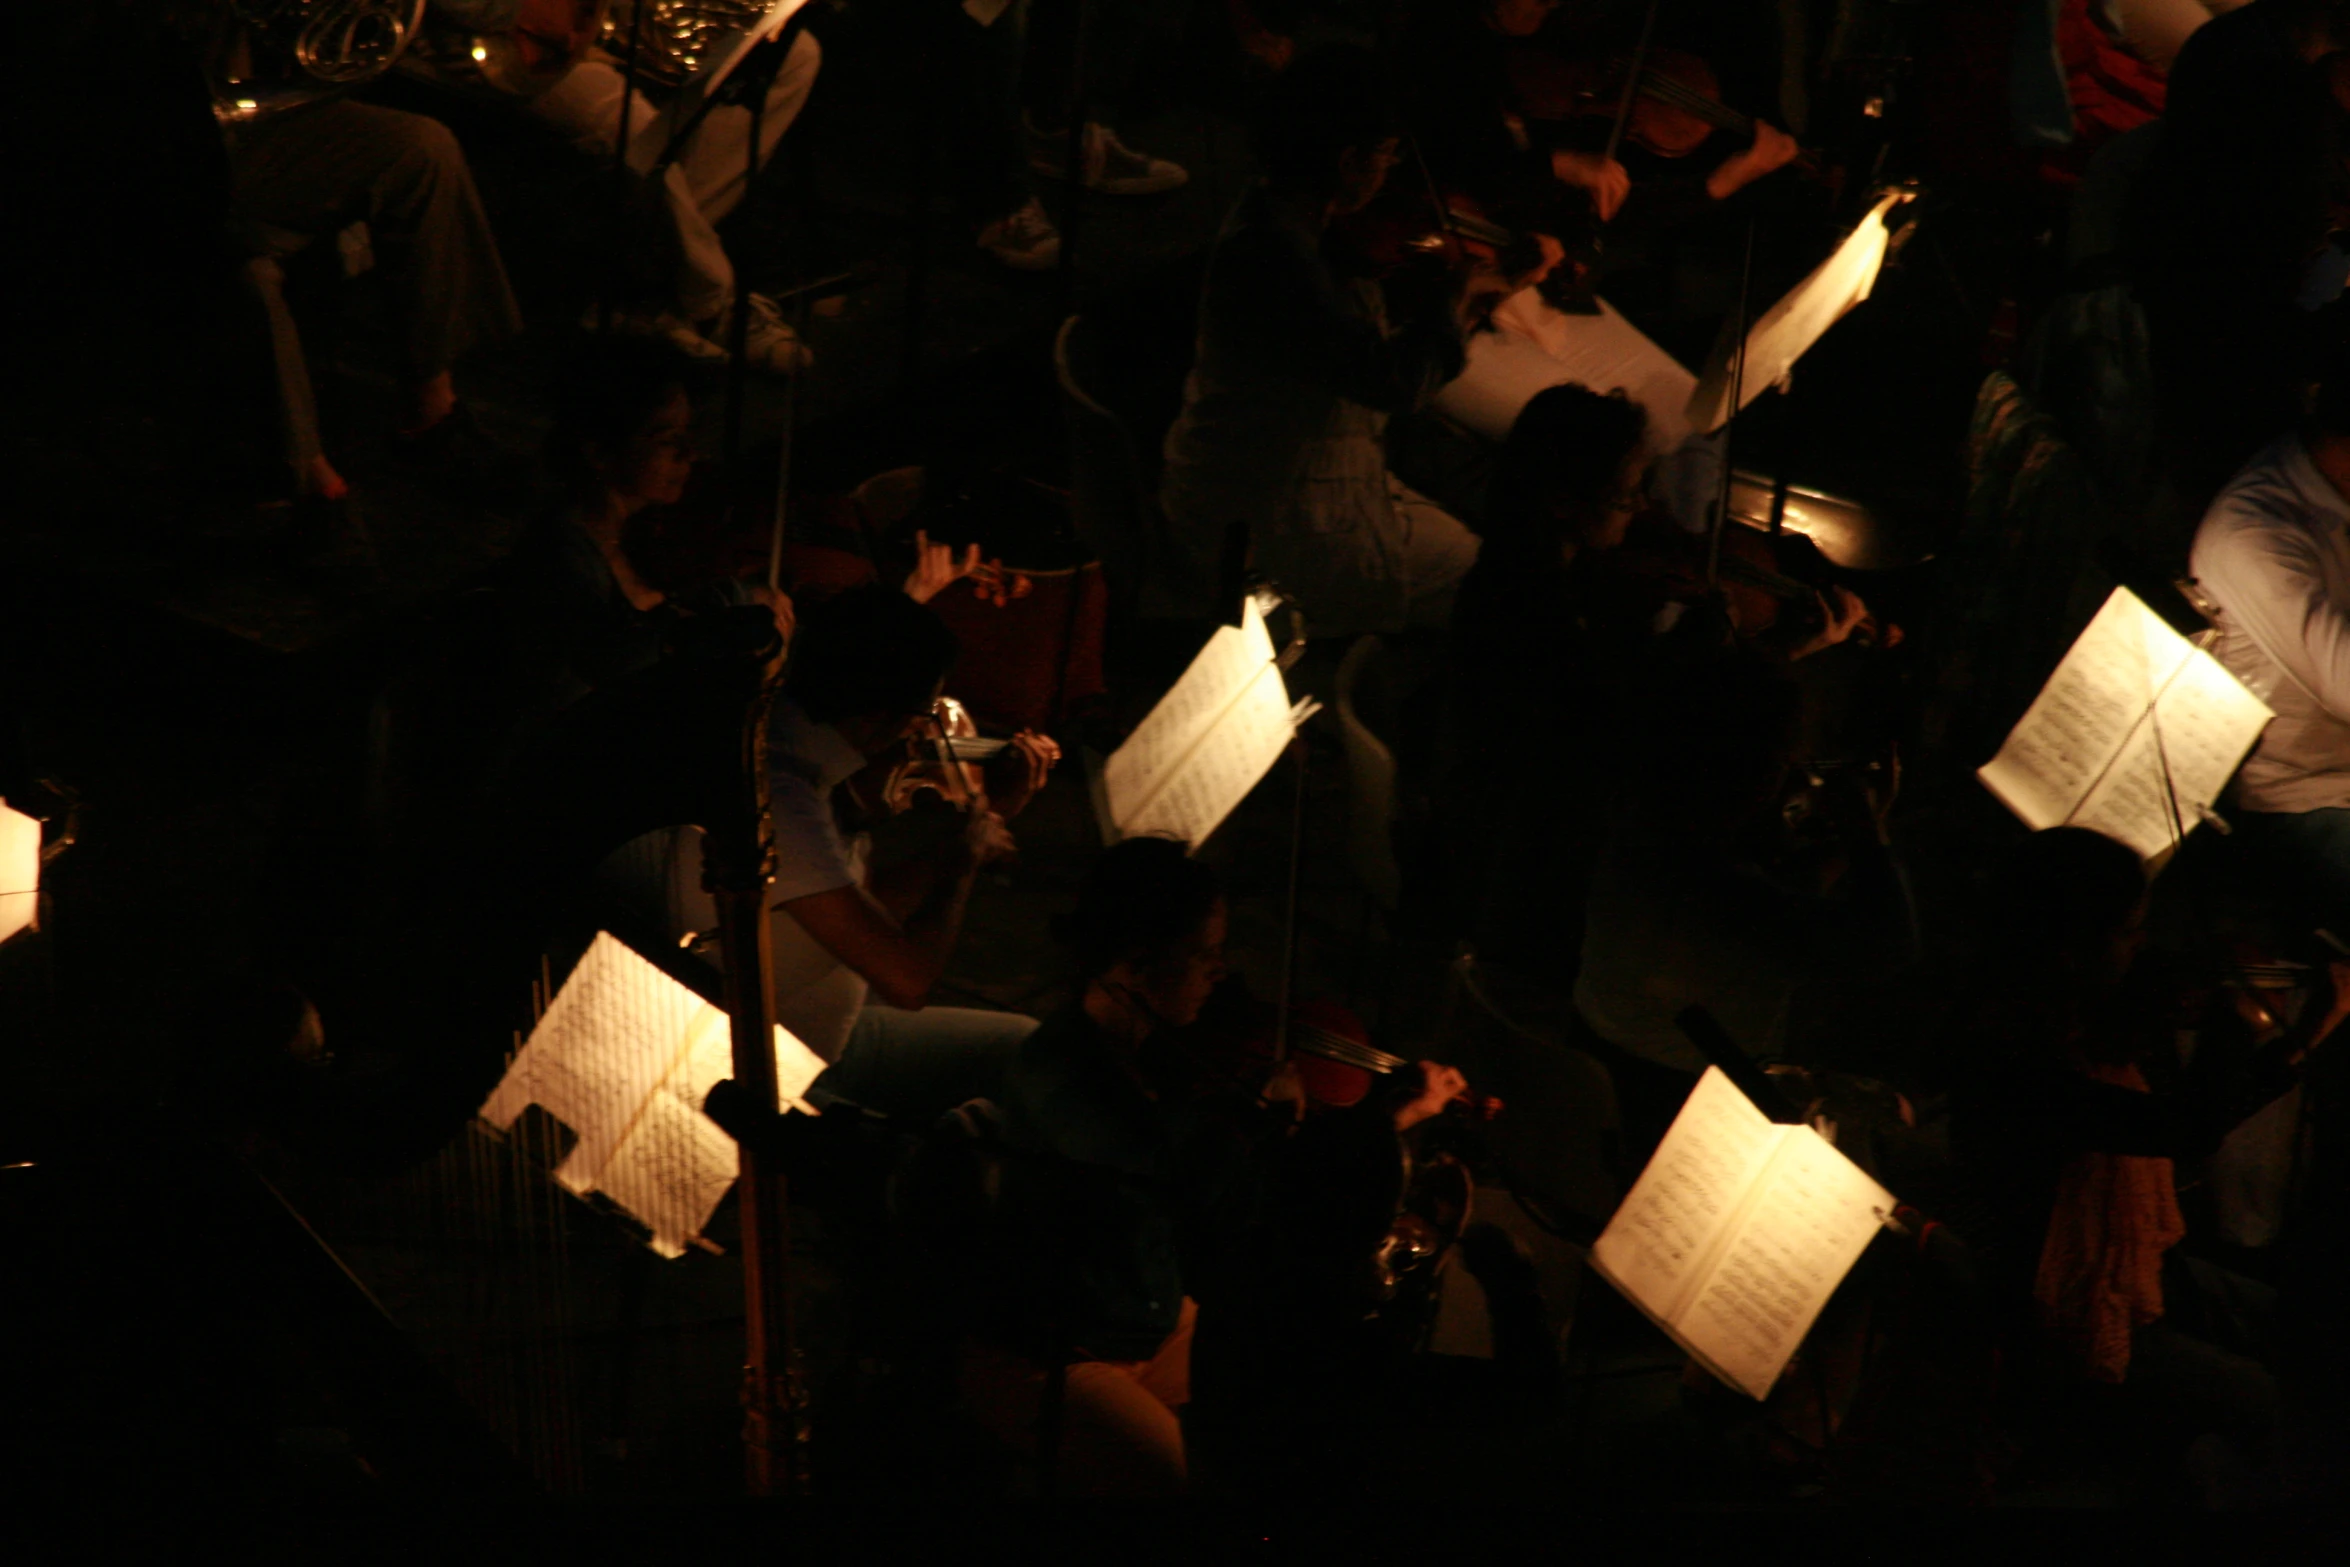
[1028,119,1189,197]
[583,300,728,363]
[711,291,816,375]
[976,197,1063,272]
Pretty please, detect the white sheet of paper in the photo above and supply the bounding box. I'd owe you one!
[627,0,811,175]
[1433,290,1696,453]
[1591,1067,1783,1322]
[1675,1124,1891,1401]
[1684,192,1905,435]
[1103,598,1300,846]
[0,797,38,946]
[481,932,827,1257]
[1978,587,2271,862]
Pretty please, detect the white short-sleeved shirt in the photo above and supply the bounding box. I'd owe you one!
[765,696,875,1061]
[2189,435,2350,813]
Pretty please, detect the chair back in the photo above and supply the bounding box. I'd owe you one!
[1053,314,1155,613]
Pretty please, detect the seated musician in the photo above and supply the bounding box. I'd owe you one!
[1157,45,1537,633]
[1574,649,1916,1151]
[501,336,794,715]
[768,584,1060,1120]
[1946,828,2349,1500]
[2188,353,2350,924]
[428,0,822,372]
[959,836,1466,1496]
[1400,0,1802,289]
[213,7,524,500]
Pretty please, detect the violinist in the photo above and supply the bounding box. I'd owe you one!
[765,584,1060,1119]
[1398,0,1802,287]
[1574,648,1917,1153]
[1158,45,1547,633]
[963,836,1467,1495]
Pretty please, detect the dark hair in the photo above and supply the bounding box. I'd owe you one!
[1983,827,2147,962]
[1053,836,1222,979]
[1252,45,1398,196]
[1485,384,1650,559]
[547,335,708,489]
[784,583,958,724]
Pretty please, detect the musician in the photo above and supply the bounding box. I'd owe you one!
[428,1,822,371]
[767,584,1061,1119]
[1157,46,1528,633]
[1399,0,1802,283]
[2188,354,2350,924]
[216,16,523,498]
[1574,649,1916,1150]
[959,836,1466,1495]
[1947,828,2350,1499]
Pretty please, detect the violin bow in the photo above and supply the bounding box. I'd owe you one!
[1601,0,1665,169]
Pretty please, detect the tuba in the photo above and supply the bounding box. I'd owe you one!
[202,0,426,124]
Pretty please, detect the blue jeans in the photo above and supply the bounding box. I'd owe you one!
[2230,808,2350,931]
[812,1003,1038,1122]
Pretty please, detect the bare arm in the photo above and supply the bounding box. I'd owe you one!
[777,813,1012,1010]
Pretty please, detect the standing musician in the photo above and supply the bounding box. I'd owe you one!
[959,836,1468,1496]
[428,0,822,372]
[1158,45,1553,634]
[1399,0,1803,292]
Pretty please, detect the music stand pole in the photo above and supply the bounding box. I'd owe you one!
[1705,215,1757,589]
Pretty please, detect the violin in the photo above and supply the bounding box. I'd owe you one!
[883,695,993,814]
[1504,42,1827,180]
[1618,509,1894,650]
[1164,983,1501,1121]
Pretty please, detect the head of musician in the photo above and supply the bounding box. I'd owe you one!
[1483,0,1561,39]
[1057,837,1228,1033]
[549,337,706,517]
[1253,46,1403,217]
[784,583,959,757]
[1487,384,1651,563]
[1978,827,2150,1051]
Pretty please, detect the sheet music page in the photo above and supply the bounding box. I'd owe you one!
[1674,1125,1893,1400]
[1433,292,1696,452]
[483,937,831,1254]
[1978,587,2190,831]
[1103,599,1276,836]
[1685,193,1902,434]
[1591,1068,1784,1326]
[2071,643,2272,861]
[1114,661,1298,845]
[483,933,703,1193]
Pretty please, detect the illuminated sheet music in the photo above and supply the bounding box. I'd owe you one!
[0,797,38,945]
[1432,291,1697,454]
[1591,1068,1893,1401]
[1978,587,2272,863]
[1685,192,1907,435]
[1100,598,1314,847]
[481,932,827,1257]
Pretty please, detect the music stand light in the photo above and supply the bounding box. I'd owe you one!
[0,798,38,946]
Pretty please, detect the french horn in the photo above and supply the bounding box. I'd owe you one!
[206,0,426,124]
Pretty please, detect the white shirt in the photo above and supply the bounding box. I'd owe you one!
[765,696,875,1062]
[2189,435,2350,814]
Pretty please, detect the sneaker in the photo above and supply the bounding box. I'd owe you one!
[976,197,1063,272]
[1028,120,1189,197]
[713,292,815,375]
[583,300,728,363]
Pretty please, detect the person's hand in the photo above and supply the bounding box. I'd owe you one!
[1707,121,1801,200]
[903,530,982,604]
[746,583,795,652]
[1505,231,1569,293]
[982,730,1061,819]
[1261,1060,1309,1122]
[1787,585,1871,660]
[1393,1060,1470,1132]
[940,808,1017,876]
[1551,150,1630,221]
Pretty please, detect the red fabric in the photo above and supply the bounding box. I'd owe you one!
[2045,0,2169,187]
